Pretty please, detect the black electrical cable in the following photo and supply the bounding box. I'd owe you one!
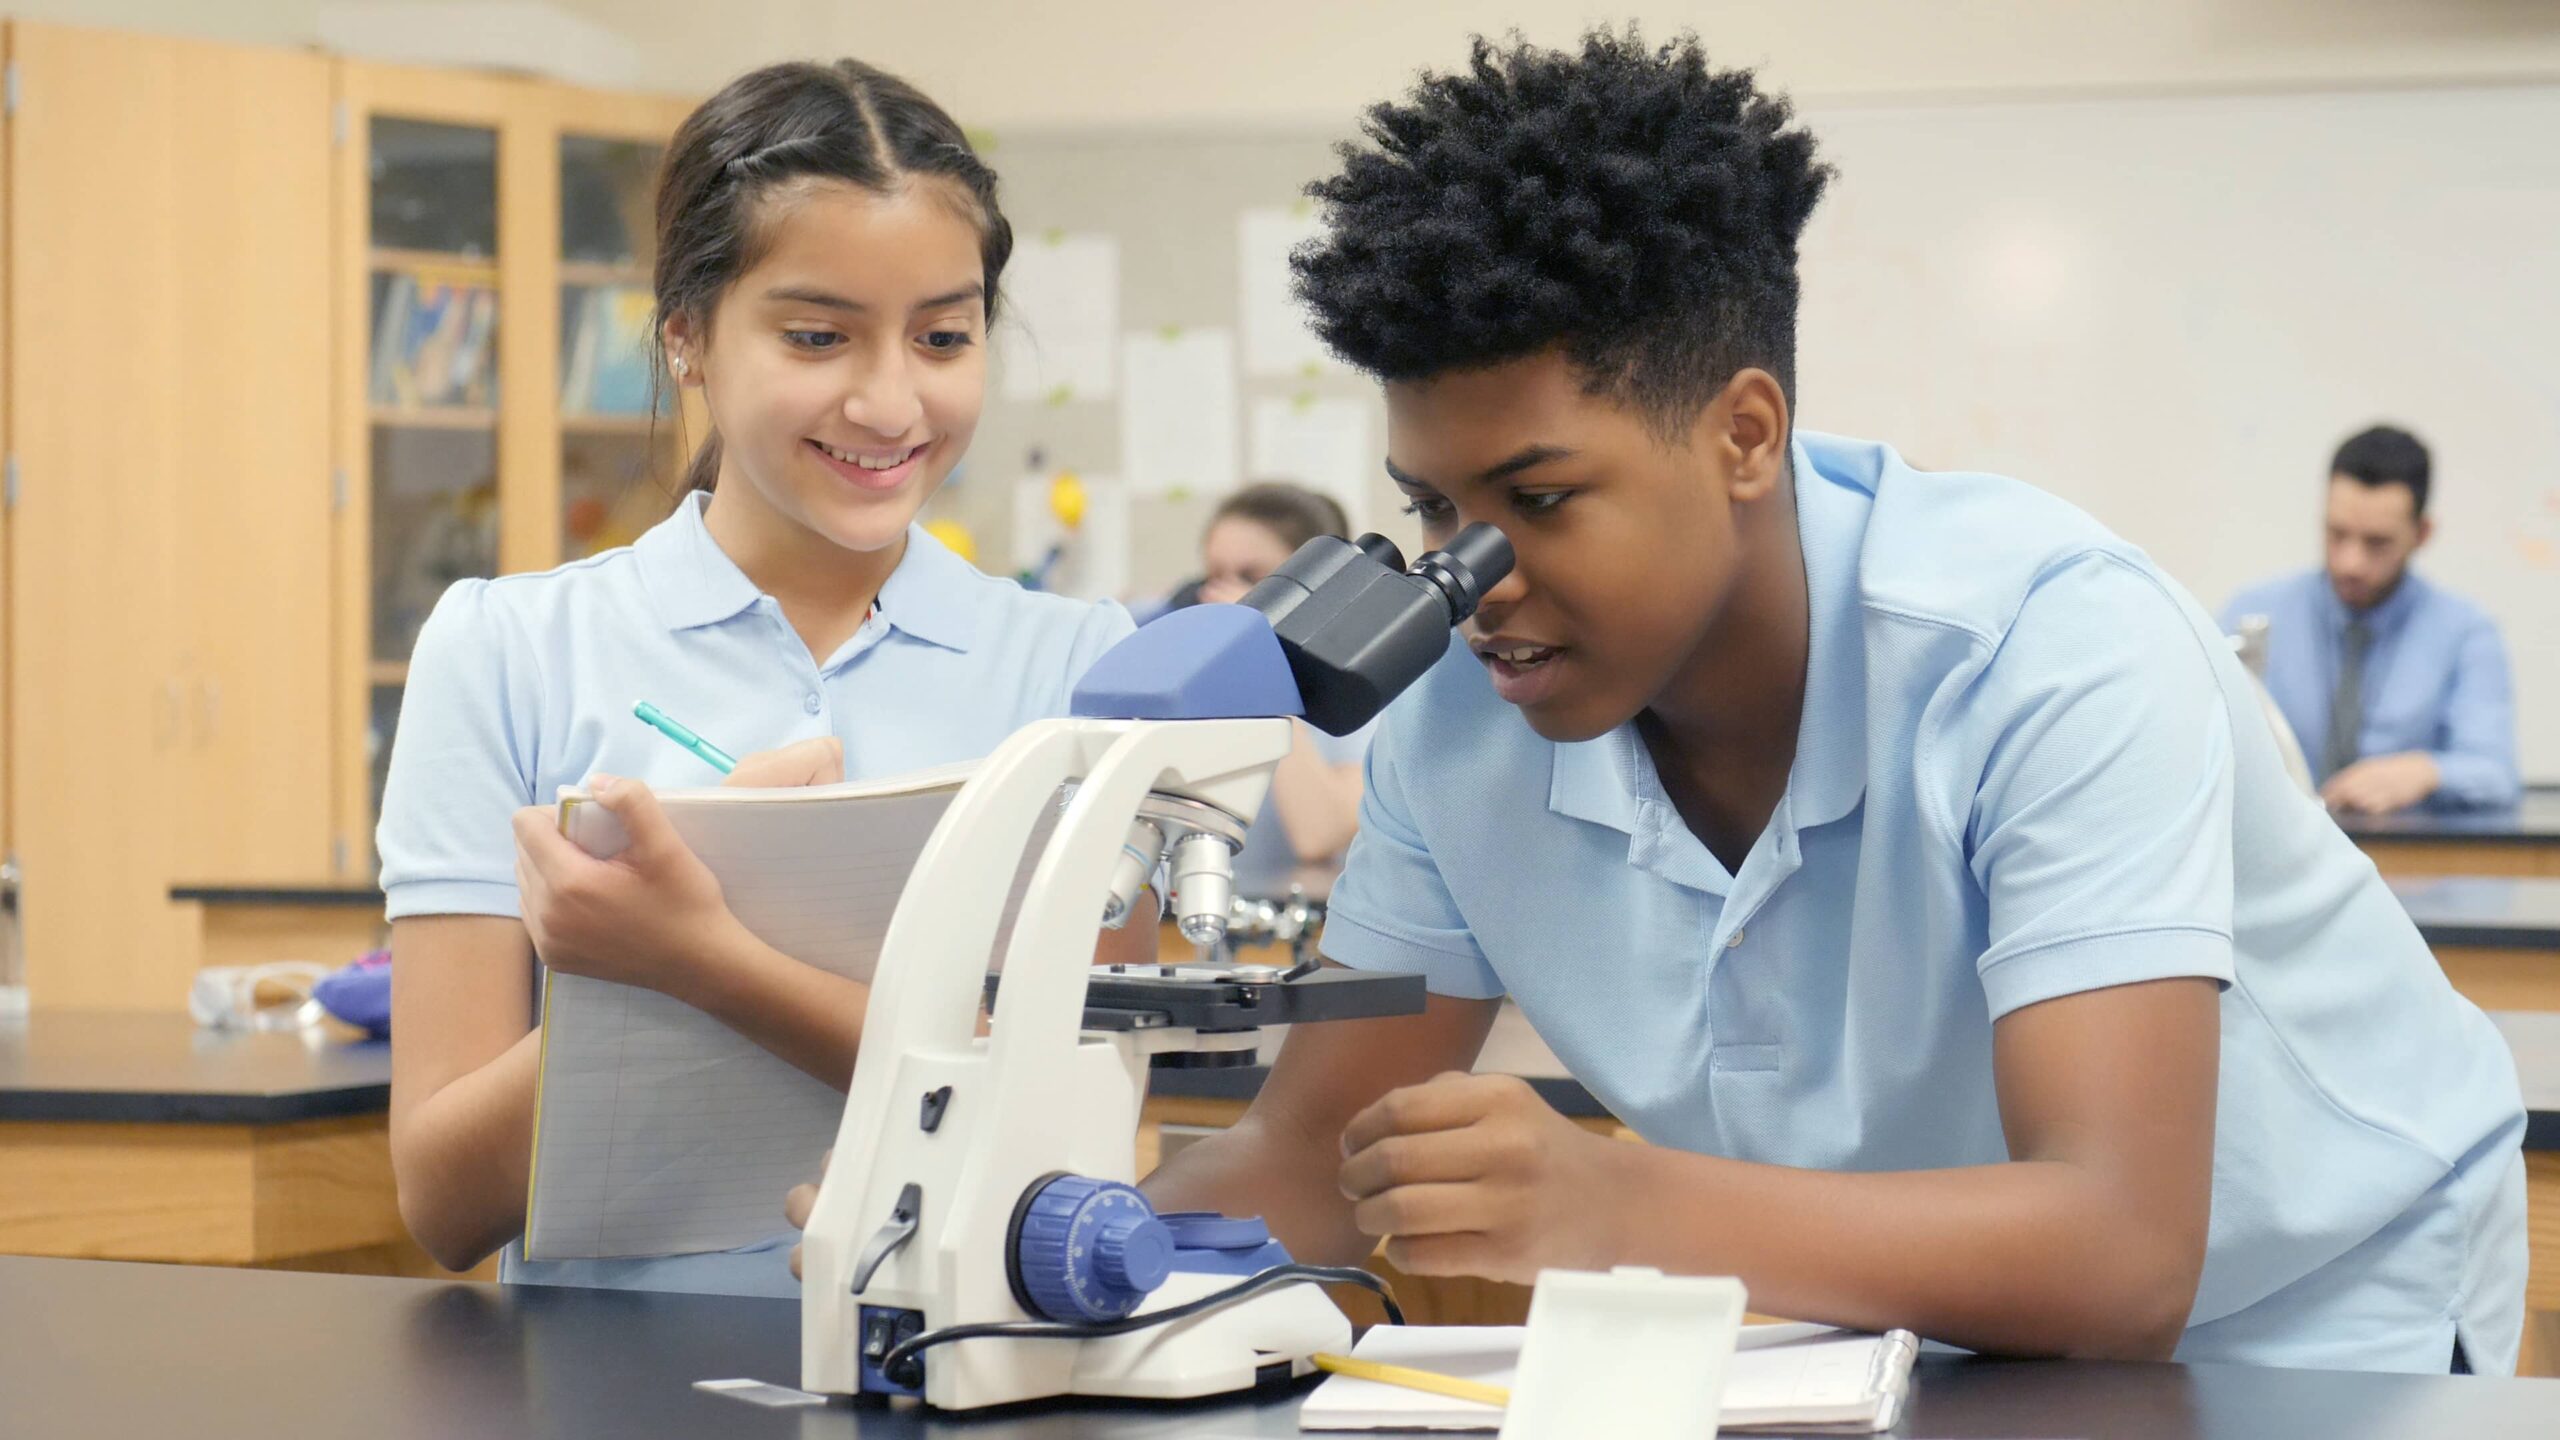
[876,1262,1404,1390]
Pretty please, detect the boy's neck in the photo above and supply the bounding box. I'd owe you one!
[1637,481,1811,871]
[701,479,905,662]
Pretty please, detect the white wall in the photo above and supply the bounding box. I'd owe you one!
[16,2,2560,117]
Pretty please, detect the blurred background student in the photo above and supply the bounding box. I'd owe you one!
[1144,483,1371,899]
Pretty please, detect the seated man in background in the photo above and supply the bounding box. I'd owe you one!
[2222,424,2520,813]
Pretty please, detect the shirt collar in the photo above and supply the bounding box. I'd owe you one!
[2320,567,2427,638]
[634,491,979,651]
[1544,434,1871,842]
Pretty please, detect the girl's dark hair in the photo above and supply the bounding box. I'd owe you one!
[654,60,1012,495]
[1210,481,1351,553]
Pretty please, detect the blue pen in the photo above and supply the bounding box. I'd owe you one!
[633,701,738,775]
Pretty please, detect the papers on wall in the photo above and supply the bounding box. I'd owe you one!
[1000,232,1120,402]
[1013,470,1130,601]
[1249,395,1374,531]
[1240,206,1339,379]
[1119,328,1240,498]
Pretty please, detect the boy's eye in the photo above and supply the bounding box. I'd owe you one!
[1513,490,1571,516]
[1399,493,1455,523]
[783,330,842,351]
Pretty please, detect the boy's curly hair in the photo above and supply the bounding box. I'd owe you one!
[1293,29,1832,436]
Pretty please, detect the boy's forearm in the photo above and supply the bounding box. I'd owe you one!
[1143,1109,1375,1267]
[1599,1143,2202,1360]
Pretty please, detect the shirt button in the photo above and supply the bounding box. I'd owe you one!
[803,693,823,715]
[1726,928,1745,950]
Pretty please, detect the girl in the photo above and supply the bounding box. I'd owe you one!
[380,59,1147,1297]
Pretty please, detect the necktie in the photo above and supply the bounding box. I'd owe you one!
[2322,617,2372,778]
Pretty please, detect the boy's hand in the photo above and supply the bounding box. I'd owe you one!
[513,775,749,1003]
[724,736,844,788]
[1337,1072,1624,1284]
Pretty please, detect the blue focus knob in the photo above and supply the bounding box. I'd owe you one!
[1010,1175,1174,1323]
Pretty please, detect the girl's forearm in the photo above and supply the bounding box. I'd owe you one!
[675,924,869,1089]
[392,1029,542,1271]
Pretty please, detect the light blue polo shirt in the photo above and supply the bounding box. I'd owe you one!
[378,491,1132,1296]
[1323,432,2527,1374]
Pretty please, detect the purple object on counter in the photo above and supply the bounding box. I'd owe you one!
[313,949,392,1039]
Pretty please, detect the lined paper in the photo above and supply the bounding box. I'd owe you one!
[525,769,1044,1260]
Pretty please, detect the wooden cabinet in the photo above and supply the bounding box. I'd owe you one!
[1,22,697,1006]
[332,63,696,876]
[4,23,335,1006]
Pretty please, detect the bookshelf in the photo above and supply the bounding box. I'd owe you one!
[334,64,700,875]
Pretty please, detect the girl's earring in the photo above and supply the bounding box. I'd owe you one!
[671,356,689,378]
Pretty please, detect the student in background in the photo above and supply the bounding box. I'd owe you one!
[379,59,1146,1297]
[2222,425,2520,813]
[1191,483,1372,899]
[1138,31,2525,1374]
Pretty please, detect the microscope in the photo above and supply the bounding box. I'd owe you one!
[797,523,1512,1411]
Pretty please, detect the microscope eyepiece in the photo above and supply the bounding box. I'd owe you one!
[1406,523,1513,625]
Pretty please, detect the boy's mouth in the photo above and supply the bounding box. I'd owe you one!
[1471,638,1567,706]
[808,438,929,491]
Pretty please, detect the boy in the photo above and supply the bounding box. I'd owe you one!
[1141,31,2526,1373]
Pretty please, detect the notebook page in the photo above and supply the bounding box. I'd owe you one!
[527,779,999,1260]
[1299,1323,1914,1433]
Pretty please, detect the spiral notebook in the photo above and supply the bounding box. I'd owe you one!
[1298,1322,1918,1434]
[523,763,1042,1261]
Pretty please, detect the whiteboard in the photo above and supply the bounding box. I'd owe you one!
[1793,84,2560,780]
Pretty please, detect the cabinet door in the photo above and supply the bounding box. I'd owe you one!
[165,39,336,884]
[6,22,188,1006]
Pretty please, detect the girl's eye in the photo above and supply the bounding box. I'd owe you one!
[1399,494,1455,523]
[1514,490,1571,516]
[920,329,975,353]
[783,330,843,352]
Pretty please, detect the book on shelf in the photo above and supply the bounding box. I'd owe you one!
[561,282,661,418]
[368,271,499,412]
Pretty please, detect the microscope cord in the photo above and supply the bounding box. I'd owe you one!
[876,1262,1405,1387]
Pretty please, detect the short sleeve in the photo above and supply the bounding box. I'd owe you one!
[376,580,545,921]
[1961,554,2238,1021]
[1318,719,1504,1000]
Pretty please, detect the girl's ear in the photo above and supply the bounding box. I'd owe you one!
[662,311,704,387]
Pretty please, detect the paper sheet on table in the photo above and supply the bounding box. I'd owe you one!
[1000,232,1119,402]
[1298,1322,1917,1433]
[1249,395,1373,530]
[1119,328,1239,498]
[1240,206,1339,378]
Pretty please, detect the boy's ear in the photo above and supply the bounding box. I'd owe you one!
[1708,368,1791,504]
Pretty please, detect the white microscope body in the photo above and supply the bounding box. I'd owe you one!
[798,522,1514,1412]
[798,712,1352,1410]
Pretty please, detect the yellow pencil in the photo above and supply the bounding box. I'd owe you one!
[1310,1352,1513,1409]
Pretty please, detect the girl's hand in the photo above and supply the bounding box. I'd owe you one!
[512,775,750,1003]
[724,736,844,789]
